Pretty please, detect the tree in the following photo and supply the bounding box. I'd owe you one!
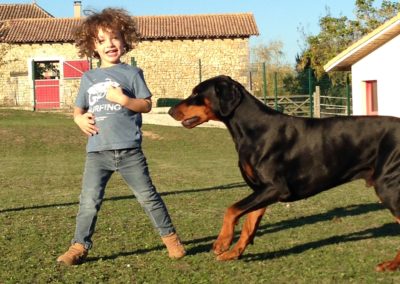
[282,55,314,95]
[298,0,400,80]
[294,0,400,98]
[250,40,294,97]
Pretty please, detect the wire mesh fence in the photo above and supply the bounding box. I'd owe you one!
[1,60,351,117]
[247,63,351,117]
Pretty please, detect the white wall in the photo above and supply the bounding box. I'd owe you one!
[351,34,400,116]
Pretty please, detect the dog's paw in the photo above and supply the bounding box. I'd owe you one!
[212,240,230,255]
[376,260,400,272]
[216,250,240,261]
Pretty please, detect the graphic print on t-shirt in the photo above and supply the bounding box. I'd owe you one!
[87,78,122,121]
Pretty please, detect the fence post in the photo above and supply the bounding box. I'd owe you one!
[131,57,137,67]
[346,74,351,115]
[308,68,314,118]
[274,72,278,110]
[31,59,36,111]
[249,71,253,91]
[314,86,320,118]
[262,62,267,104]
[198,59,202,83]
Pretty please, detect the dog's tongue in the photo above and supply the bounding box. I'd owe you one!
[182,117,200,128]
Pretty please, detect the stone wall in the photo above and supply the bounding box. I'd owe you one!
[0,42,81,109]
[0,37,250,109]
[129,38,250,101]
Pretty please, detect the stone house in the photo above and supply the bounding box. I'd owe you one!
[0,2,259,110]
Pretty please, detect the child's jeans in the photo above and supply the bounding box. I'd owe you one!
[72,148,176,249]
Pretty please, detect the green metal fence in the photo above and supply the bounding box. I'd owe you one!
[2,58,352,117]
[248,62,352,117]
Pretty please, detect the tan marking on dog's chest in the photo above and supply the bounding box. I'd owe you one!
[241,161,255,180]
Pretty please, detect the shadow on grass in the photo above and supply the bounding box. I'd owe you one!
[85,245,166,263]
[242,222,398,262]
[256,202,386,237]
[240,203,398,262]
[187,202,389,256]
[87,202,393,263]
[0,182,247,213]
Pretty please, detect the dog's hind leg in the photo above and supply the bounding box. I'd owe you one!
[373,175,400,271]
[217,207,266,261]
[375,217,400,272]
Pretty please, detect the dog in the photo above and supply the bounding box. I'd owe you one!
[168,75,400,271]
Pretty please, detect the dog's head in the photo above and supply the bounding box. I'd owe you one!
[168,75,243,128]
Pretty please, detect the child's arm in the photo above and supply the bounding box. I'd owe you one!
[73,107,99,136]
[106,86,152,113]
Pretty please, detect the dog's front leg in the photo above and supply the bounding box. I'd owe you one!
[376,251,400,271]
[213,205,242,255]
[217,207,266,261]
[213,186,280,258]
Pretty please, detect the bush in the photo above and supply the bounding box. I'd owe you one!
[156,98,182,107]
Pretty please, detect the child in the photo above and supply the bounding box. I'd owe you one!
[57,8,185,265]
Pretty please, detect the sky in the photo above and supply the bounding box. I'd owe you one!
[2,0,386,66]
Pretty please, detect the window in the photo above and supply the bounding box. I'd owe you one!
[365,80,378,115]
[33,61,60,79]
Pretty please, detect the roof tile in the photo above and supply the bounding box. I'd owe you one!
[0,13,259,43]
[0,3,53,20]
[135,13,259,39]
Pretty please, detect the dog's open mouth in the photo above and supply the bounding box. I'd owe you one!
[182,116,201,128]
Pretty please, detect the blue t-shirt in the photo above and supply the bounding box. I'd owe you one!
[75,63,152,152]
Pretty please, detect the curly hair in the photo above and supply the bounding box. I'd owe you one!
[74,8,139,59]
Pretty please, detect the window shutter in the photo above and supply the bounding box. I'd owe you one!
[63,60,89,78]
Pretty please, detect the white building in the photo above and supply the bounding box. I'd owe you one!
[324,13,400,116]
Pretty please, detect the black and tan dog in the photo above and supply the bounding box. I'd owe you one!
[168,75,400,271]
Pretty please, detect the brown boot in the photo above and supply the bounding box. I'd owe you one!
[57,243,88,265]
[161,233,186,259]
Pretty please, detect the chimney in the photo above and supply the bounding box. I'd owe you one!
[74,1,82,18]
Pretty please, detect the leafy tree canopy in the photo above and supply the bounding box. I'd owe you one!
[299,0,400,79]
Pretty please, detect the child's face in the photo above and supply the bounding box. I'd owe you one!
[94,28,125,67]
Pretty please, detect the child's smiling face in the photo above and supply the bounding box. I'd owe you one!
[94,28,125,67]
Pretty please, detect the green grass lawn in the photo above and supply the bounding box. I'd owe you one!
[1,109,399,283]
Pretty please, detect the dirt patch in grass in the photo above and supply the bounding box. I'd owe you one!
[142,130,163,140]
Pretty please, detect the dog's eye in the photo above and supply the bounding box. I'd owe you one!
[191,93,198,98]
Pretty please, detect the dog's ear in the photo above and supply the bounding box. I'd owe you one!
[215,77,242,117]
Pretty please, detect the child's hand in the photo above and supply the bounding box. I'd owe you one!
[106,86,129,106]
[74,112,99,136]
[106,86,152,113]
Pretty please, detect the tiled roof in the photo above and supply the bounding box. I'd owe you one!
[0,3,53,20]
[0,13,259,43]
[0,18,80,43]
[136,13,259,39]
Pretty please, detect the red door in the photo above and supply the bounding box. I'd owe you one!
[34,79,60,109]
[365,80,378,115]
